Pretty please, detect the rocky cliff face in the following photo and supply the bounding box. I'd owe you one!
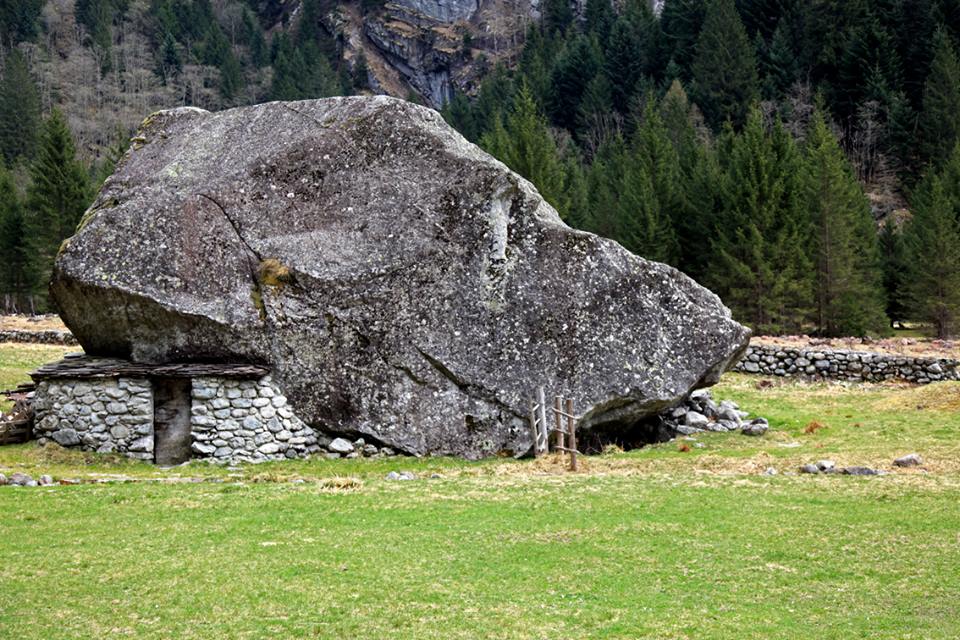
[52,97,750,459]
[344,0,534,107]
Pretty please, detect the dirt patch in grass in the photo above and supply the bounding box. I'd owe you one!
[753,334,959,359]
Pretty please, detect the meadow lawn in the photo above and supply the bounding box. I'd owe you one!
[1,342,959,639]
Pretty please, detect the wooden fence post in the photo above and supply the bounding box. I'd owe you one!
[537,386,548,455]
[566,397,578,472]
[554,395,565,451]
[528,398,540,458]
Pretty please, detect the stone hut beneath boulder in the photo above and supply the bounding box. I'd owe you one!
[31,355,321,464]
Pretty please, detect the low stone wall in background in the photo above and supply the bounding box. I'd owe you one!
[0,329,78,345]
[733,344,960,383]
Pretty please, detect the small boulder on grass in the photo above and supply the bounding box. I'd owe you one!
[742,419,769,436]
[893,453,923,467]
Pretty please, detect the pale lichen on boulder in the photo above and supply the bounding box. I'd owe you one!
[52,96,749,459]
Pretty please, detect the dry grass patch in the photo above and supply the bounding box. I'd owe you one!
[0,315,68,331]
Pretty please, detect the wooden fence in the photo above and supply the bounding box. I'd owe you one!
[528,386,580,471]
[0,384,34,445]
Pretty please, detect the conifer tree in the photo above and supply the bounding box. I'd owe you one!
[542,0,574,37]
[24,110,92,306]
[586,135,632,237]
[472,64,515,138]
[605,19,643,113]
[920,26,960,168]
[759,20,799,99]
[559,148,590,228]
[617,162,678,263]
[547,34,602,132]
[878,221,909,328]
[481,83,567,217]
[576,75,616,150]
[0,0,44,44]
[242,10,268,67]
[709,108,811,333]
[156,31,182,84]
[626,96,682,263]
[352,51,370,90]
[901,175,960,338]
[585,0,614,42]
[691,0,759,130]
[660,0,706,76]
[0,49,41,165]
[442,91,479,142]
[0,165,35,312]
[801,111,888,336]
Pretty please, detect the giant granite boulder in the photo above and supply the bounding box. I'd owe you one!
[52,96,750,459]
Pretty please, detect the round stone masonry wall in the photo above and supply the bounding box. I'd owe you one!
[734,344,960,383]
[33,378,154,458]
[190,376,322,463]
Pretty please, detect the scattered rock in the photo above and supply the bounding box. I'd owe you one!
[800,464,820,474]
[0,473,6,486]
[763,467,777,475]
[893,453,923,467]
[38,475,54,486]
[741,420,768,436]
[328,438,354,454]
[842,466,883,476]
[8,472,34,486]
[50,428,81,447]
[656,389,769,441]
[385,470,417,481]
[817,460,836,472]
[684,411,710,428]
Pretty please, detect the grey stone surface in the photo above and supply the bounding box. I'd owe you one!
[8,472,33,485]
[52,97,749,459]
[655,388,768,441]
[842,466,882,476]
[684,411,709,427]
[50,428,81,447]
[33,372,320,464]
[893,453,922,467]
[34,377,152,455]
[741,420,768,437]
[328,438,354,454]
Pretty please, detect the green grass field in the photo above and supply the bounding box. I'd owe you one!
[1,343,959,639]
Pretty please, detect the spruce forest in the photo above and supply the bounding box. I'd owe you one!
[2,0,960,338]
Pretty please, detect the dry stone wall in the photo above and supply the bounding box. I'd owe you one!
[33,378,154,458]
[32,375,323,463]
[734,344,960,383]
[189,376,322,463]
[0,329,78,345]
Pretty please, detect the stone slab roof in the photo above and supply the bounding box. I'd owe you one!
[31,354,270,380]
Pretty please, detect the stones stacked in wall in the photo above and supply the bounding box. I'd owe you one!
[33,378,154,458]
[0,329,78,345]
[733,344,960,383]
[190,376,321,463]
